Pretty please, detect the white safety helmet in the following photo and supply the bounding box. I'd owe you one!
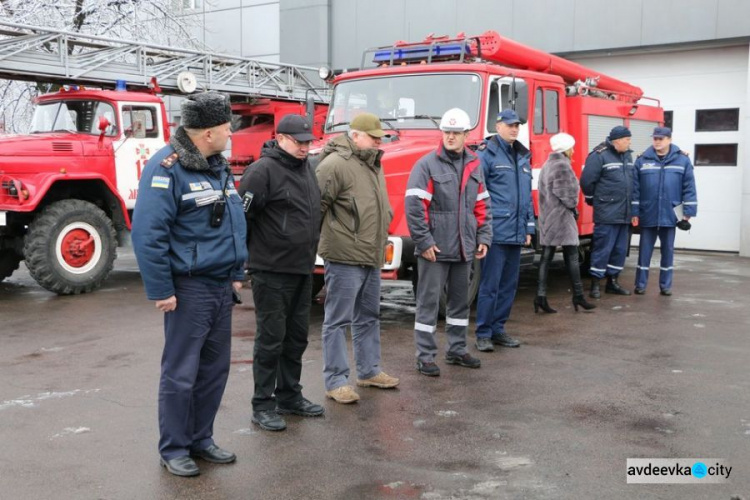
[550,132,575,153]
[439,108,471,132]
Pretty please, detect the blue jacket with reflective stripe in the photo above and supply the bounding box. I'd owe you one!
[132,140,247,301]
[478,136,535,244]
[580,140,634,224]
[631,144,697,227]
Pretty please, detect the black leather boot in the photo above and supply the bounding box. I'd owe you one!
[572,295,596,311]
[534,247,556,313]
[533,296,557,313]
[605,275,631,295]
[589,278,601,299]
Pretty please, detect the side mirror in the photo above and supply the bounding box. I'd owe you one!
[98,116,110,133]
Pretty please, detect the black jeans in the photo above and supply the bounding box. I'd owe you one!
[250,271,312,411]
[537,245,584,297]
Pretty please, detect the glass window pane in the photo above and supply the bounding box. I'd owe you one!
[533,88,543,134]
[695,108,739,132]
[663,110,673,130]
[544,89,559,133]
[694,144,738,166]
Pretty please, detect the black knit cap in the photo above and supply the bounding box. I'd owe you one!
[181,92,232,129]
[608,125,632,141]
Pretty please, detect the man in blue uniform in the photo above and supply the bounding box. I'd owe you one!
[132,92,247,477]
[631,126,697,296]
[475,109,534,352]
[580,125,634,298]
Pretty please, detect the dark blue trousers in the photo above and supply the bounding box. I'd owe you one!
[159,277,233,461]
[475,244,521,338]
[635,226,676,291]
[589,223,630,279]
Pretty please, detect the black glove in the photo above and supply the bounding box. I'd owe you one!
[676,219,691,231]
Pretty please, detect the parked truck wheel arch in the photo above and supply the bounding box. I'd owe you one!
[23,200,117,295]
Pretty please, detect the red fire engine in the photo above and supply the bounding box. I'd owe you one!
[312,31,663,301]
[0,21,328,293]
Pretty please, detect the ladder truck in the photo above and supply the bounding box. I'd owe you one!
[0,21,329,294]
[313,31,663,305]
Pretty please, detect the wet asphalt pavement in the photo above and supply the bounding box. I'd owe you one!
[1,248,749,500]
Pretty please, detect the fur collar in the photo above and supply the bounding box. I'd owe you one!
[169,127,228,172]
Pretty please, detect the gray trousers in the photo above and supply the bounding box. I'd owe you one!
[321,261,382,391]
[414,258,471,362]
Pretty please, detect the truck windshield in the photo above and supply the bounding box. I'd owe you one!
[30,100,116,135]
[325,73,482,132]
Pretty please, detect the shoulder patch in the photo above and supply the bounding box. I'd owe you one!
[593,144,607,154]
[477,142,487,151]
[160,152,179,168]
[151,176,170,189]
[679,150,690,157]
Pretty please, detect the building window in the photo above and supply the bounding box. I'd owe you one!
[694,144,738,166]
[663,110,673,130]
[695,108,739,132]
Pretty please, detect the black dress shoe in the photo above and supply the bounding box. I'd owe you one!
[445,352,481,368]
[491,333,520,348]
[660,289,672,296]
[191,444,236,464]
[634,288,646,295]
[416,360,440,377]
[277,397,325,417]
[252,410,287,431]
[160,456,200,477]
[475,337,494,352]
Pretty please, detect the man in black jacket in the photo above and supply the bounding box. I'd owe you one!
[238,114,324,432]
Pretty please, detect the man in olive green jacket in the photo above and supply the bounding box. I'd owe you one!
[316,113,399,404]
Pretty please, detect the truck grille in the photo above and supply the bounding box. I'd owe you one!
[52,142,74,152]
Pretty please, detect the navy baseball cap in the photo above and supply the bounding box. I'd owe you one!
[497,109,524,125]
[277,114,316,141]
[652,126,672,138]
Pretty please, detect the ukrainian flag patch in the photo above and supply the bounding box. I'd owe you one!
[151,176,170,189]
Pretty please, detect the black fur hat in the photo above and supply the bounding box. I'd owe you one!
[181,92,232,129]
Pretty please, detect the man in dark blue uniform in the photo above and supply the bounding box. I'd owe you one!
[475,109,534,352]
[580,126,634,298]
[132,92,247,477]
[631,126,697,296]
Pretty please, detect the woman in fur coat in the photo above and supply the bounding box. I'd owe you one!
[535,133,596,313]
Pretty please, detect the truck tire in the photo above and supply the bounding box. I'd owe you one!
[24,200,117,295]
[411,259,482,318]
[0,249,22,281]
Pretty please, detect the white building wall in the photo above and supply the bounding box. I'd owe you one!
[570,45,749,252]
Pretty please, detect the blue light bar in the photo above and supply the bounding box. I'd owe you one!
[373,43,473,63]
[115,79,127,91]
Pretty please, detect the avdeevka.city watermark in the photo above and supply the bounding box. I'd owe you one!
[627,458,731,484]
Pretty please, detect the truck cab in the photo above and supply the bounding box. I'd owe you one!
[0,87,169,293]
[313,31,663,302]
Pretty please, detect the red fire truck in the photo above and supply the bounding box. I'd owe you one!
[0,21,328,293]
[311,31,663,301]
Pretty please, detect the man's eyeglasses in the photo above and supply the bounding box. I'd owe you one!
[283,134,312,147]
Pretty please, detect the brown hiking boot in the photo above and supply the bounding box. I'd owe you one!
[356,371,400,388]
[325,385,360,404]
